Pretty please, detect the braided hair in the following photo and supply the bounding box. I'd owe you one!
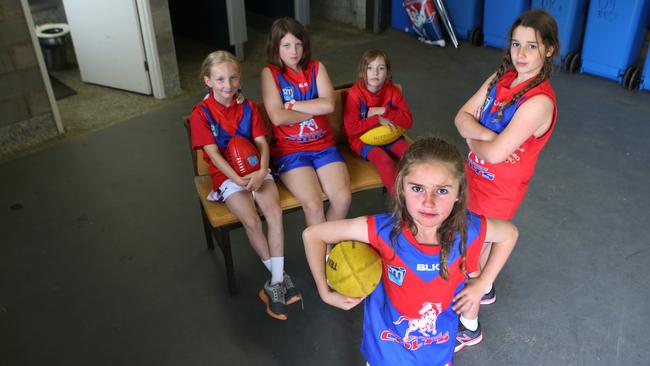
[485,9,559,120]
[386,137,468,280]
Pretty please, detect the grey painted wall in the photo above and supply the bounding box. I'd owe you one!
[149,0,181,98]
[313,0,366,29]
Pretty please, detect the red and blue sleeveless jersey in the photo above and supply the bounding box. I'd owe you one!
[267,60,335,158]
[343,80,413,155]
[189,94,267,188]
[466,69,557,220]
[362,212,486,366]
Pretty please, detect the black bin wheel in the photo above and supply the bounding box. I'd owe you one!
[568,53,580,73]
[626,67,641,90]
[562,52,574,72]
[623,66,635,89]
[470,27,483,47]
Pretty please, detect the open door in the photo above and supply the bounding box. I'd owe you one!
[62,0,152,94]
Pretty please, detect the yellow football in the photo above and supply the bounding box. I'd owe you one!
[326,240,382,297]
[359,125,405,146]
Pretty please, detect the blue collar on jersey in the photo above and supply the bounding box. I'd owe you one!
[479,87,526,133]
[199,102,252,149]
[276,66,319,102]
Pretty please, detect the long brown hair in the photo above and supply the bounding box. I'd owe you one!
[486,9,559,120]
[265,17,311,72]
[388,136,468,280]
[357,49,392,86]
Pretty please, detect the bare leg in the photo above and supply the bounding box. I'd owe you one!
[224,191,270,260]
[280,166,326,226]
[253,180,284,258]
[316,161,351,221]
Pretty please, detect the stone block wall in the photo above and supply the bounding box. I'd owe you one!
[0,0,59,159]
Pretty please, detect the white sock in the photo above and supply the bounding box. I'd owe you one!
[484,283,493,294]
[262,258,272,272]
[460,315,478,331]
[270,257,284,285]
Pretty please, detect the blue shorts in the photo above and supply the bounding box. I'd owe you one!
[273,146,344,175]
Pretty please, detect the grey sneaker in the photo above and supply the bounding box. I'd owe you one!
[258,280,287,320]
[454,321,483,352]
[480,284,496,305]
[282,272,302,305]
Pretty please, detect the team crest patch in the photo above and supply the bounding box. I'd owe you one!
[387,265,406,286]
[247,156,259,167]
[282,87,294,102]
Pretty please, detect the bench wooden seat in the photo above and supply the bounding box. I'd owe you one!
[184,84,403,294]
[194,148,385,228]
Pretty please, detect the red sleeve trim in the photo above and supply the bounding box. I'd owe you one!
[367,215,379,249]
[466,215,488,274]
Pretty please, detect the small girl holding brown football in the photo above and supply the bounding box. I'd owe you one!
[189,50,300,320]
[343,49,413,197]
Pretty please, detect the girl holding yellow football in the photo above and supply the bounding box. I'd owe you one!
[303,136,517,365]
[343,49,413,197]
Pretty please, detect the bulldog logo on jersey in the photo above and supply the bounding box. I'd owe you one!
[387,265,406,286]
[282,87,294,102]
[380,301,450,350]
[299,119,318,136]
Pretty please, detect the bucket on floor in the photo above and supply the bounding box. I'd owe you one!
[482,0,530,49]
[580,0,650,87]
[35,23,71,71]
[530,0,589,73]
[446,0,483,45]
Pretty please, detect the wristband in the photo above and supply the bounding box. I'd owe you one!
[287,99,296,110]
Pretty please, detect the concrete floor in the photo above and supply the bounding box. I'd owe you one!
[2,17,650,366]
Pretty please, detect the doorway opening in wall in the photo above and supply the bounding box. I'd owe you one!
[24,0,317,140]
[25,0,171,136]
[168,1,295,100]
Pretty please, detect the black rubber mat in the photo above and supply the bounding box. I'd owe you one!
[49,75,76,100]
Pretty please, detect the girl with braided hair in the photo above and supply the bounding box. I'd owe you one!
[453,9,559,350]
[303,137,517,365]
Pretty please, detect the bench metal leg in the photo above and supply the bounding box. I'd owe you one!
[214,227,238,295]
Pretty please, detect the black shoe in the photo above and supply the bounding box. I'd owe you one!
[454,321,483,352]
[282,272,302,305]
[480,285,496,305]
[259,280,287,320]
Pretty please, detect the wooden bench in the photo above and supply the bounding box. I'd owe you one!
[183,85,399,294]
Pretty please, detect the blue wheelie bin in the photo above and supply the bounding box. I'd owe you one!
[580,0,650,87]
[530,0,589,73]
[483,0,530,49]
[446,0,484,45]
[391,0,412,32]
